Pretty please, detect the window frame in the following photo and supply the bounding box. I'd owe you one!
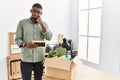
[78,0,102,64]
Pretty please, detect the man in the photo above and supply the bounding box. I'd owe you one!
[15,3,52,80]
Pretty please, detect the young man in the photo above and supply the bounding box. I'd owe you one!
[15,3,52,80]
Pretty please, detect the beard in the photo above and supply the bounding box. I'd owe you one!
[30,17,38,23]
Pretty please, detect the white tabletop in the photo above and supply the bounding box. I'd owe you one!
[72,64,120,80]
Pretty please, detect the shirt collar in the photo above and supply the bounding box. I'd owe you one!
[28,18,34,23]
[28,18,39,24]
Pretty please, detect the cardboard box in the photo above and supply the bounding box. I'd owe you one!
[44,57,76,80]
[44,57,73,70]
[45,76,65,80]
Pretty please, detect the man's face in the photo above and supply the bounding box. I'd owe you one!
[30,7,42,19]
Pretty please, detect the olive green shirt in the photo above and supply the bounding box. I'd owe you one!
[15,18,52,62]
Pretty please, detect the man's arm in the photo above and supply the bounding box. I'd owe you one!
[15,20,39,48]
[15,20,24,47]
[36,17,53,41]
[36,16,46,32]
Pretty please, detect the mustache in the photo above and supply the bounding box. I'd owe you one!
[31,16,40,19]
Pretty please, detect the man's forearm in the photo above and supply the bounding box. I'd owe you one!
[41,23,46,33]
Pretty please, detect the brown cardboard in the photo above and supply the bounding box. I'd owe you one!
[45,76,65,80]
[44,57,72,71]
[44,57,77,80]
[46,67,71,80]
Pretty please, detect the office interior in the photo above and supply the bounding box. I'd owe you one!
[0,0,120,80]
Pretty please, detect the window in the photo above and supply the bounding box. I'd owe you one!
[78,0,102,64]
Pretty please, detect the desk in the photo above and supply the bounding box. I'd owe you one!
[7,54,23,80]
[7,53,46,80]
[72,64,120,80]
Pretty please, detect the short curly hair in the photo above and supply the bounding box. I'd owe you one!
[32,3,42,10]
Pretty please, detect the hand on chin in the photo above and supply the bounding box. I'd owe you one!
[31,17,38,23]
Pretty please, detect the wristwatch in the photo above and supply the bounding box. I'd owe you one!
[22,42,26,47]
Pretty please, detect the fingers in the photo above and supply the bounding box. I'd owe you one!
[36,17,43,24]
[25,42,37,48]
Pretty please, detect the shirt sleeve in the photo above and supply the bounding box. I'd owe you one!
[42,22,53,41]
[15,20,24,47]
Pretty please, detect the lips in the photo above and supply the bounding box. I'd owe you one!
[32,15,38,19]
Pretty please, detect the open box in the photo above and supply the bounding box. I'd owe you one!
[44,56,81,80]
[45,76,65,80]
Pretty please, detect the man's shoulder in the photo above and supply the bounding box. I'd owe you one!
[19,18,29,22]
[18,18,30,25]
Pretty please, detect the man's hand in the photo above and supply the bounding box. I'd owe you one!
[36,16,43,25]
[25,42,38,48]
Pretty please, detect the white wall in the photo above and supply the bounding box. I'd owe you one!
[1,0,120,79]
[0,0,72,79]
[99,0,120,77]
[71,0,120,78]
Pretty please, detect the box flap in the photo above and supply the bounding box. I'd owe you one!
[72,56,83,66]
